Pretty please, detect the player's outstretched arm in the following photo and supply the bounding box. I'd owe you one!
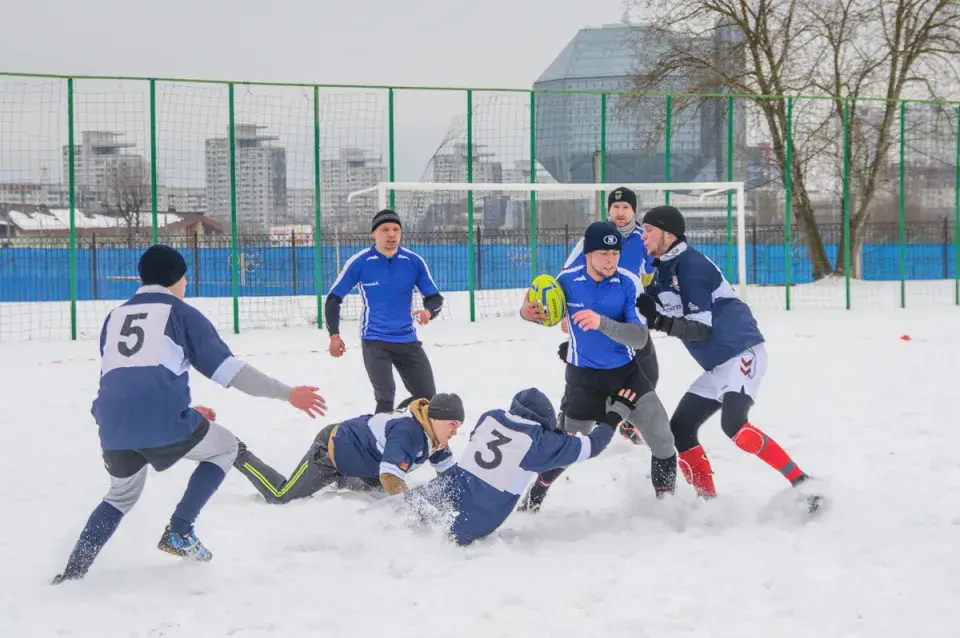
[178,305,327,418]
[636,293,711,341]
[227,365,326,419]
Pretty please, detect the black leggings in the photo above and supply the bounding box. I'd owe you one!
[671,389,753,454]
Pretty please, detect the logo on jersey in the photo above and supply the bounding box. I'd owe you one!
[603,234,618,246]
[671,275,680,290]
[688,302,699,312]
[740,349,757,378]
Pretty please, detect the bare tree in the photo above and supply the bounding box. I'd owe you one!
[105,159,150,246]
[622,0,960,279]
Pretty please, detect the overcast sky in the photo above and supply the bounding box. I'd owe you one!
[1,0,635,185]
[3,0,628,88]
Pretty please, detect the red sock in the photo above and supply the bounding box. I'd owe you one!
[678,446,717,498]
[732,422,805,482]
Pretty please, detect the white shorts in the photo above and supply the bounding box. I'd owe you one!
[687,343,767,403]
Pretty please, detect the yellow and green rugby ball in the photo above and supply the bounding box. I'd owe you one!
[527,274,567,327]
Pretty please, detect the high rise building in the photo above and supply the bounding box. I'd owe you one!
[205,123,287,229]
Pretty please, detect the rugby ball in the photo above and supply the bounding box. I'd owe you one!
[527,274,566,327]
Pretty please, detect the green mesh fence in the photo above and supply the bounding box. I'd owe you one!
[0,71,958,342]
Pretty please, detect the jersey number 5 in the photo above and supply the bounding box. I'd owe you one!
[118,313,149,357]
[474,429,511,469]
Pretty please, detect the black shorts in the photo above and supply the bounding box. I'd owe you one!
[562,360,653,423]
[102,419,210,479]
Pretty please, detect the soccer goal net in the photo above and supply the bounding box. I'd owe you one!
[346,181,748,321]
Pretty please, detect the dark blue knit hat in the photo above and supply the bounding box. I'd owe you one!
[582,221,622,254]
[509,388,557,431]
[139,244,187,287]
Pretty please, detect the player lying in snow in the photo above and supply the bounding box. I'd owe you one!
[234,393,464,501]
[402,387,636,545]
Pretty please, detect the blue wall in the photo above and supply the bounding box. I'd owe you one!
[0,242,955,302]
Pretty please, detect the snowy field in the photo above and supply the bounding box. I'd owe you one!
[1,300,959,637]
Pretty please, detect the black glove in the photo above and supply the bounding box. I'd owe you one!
[557,341,569,362]
[636,293,672,332]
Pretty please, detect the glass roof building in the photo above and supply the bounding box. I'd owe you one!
[532,23,747,187]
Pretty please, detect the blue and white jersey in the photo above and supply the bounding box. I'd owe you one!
[564,228,655,294]
[646,242,764,370]
[92,285,246,451]
[556,265,645,370]
[331,409,455,480]
[409,409,614,546]
[329,245,440,343]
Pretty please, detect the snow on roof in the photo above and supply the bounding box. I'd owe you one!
[8,209,182,231]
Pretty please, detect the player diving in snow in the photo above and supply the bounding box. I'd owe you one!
[234,393,464,500]
[559,186,660,446]
[517,221,677,512]
[402,387,633,545]
[52,245,327,584]
[635,205,821,511]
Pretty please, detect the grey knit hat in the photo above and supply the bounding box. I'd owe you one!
[428,393,465,422]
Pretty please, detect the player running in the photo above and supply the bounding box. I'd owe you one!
[52,245,326,584]
[636,205,821,511]
[325,208,444,414]
[402,387,633,545]
[234,393,464,501]
[560,186,660,446]
[517,221,676,512]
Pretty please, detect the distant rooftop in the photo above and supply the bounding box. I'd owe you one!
[535,23,657,84]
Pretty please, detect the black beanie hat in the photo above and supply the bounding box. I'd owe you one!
[583,220,623,254]
[139,244,187,287]
[607,186,637,212]
[642,205,686,239]
[371,208,402,232]
[428,392,465,422]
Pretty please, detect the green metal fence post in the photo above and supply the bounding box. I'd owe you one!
[899,101,906,308]
[599,93,607,218]
[67,77,77,341]
[726,94,734,282]
[665,95,672,206]
[467,89,476,322]
[955,106,959,306]
[785,97,793,311]
[842,99,851,310]
[314,85,323,328]
[388,87,395,210]
[529,90,537,277]
[149,78,158,244]
[228,83,240,334]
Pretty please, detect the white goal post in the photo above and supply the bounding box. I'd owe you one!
[347,181,748,299]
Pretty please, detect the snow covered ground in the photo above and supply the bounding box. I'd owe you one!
[1,305,959,637]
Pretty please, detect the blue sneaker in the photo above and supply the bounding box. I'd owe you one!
[157,525,213,562]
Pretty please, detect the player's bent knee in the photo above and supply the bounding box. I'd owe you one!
[720,391,753,439]
[629,393,675,459]
[193,422,239,473]
[732,424,764,454]
[103,467,147,514]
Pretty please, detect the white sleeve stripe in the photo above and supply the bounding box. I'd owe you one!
[688,310,713,327]
[575,433,591,463]
[431,455,456,472]
[563,239,584,269]
[403,248,439,291]
[329,249,369,293]
[559,265,585,277]
[211,356,247,387]
[378,462,406,478]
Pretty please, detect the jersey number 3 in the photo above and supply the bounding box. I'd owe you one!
[460,416,533,493]
[474,429,511,469]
